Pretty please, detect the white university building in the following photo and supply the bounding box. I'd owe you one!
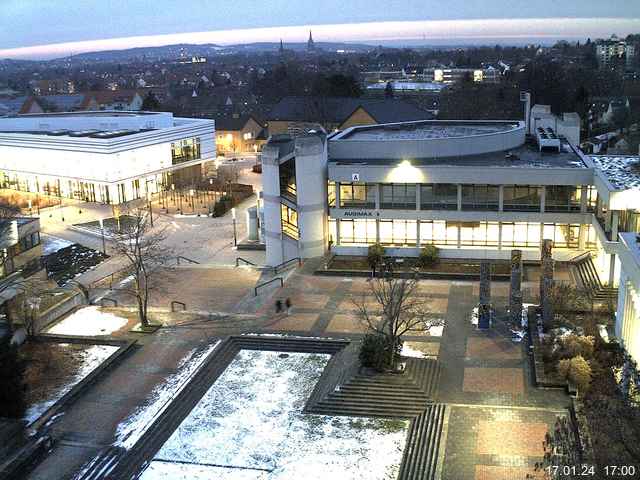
[262,115,640,362]
[0,111,215,204]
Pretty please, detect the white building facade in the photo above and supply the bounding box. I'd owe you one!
[0,111,215,204]
[262,120,640,361]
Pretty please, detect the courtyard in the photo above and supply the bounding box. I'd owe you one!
[15,261,573,480]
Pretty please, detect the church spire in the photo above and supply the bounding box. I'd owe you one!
[279,38,284,53]
[307,30,315,51]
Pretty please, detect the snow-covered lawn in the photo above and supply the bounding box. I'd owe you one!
[24,343,118,425]
[140,350,408,480]
[41,234,74,255]
[114,342,220,449]
[46,306,129,336]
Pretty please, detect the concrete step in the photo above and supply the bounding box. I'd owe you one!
[336,385,430,399]
[398,404,447,480]
[327,393,429,408]
[311,403,423,419]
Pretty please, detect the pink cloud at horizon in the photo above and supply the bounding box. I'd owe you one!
[1,17,639,60]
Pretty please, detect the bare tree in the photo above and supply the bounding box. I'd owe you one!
[111,209,172,328]
[352,275,442,369]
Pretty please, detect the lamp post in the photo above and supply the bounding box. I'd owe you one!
[99,218,106,254]
[190,189,195,213]
[232,207,237,247]
[147,191,154,226]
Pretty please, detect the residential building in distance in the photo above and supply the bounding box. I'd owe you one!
[596,35,636,70]
[266,96,433,136]
[215,114,266,154]
[0,111,215,204]
[261,118,640,361]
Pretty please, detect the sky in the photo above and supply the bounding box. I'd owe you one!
[1,0,639,59]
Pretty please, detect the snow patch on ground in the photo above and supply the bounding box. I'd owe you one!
[141,350,408,480]
[46,306,129,336]
[114,341,221,449]
[24,344,118,424]
[41,234,74,255]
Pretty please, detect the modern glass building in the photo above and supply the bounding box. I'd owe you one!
[0,111,215,204]
[261,119,640,361]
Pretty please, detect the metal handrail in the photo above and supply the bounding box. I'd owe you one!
[171,301,187,312]
[176,256,200,265]
[568,251,592,264]
[254,277,283,296]
[272,257,302,274]
[235,257,257,267]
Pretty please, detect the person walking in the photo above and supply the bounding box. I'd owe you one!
[285,298,292,315]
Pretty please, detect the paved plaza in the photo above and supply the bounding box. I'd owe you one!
[23,256,573,479]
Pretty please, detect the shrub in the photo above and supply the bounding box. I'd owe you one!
[558,334,595,360]
[0,338,26,418]
[557,355,592,393]
[367,243,385,271]
[418,245,439,268]
[359,333,393,372]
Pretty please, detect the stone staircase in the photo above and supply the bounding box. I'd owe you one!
[398,404,448,480]
[570,253,618,302]
[307,357,441,418]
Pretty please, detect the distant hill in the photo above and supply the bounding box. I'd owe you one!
[51,41,376,63]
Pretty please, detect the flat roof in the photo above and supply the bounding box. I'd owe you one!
[0,128,155,139]
[336,120,520,141]
[330,139,587,169]
[11,111,159,118]
[590,156,640,190]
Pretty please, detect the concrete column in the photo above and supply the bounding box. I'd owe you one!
[375,184,380,211]
[457,185,462,211]
[510,250,523,325]
[335,218,341,245]
[416,184,421,211]
[580,185,588,213]
[334,181,340,208]
[498,222,503,250]
[498,185,504,212]
[416,220,421,248]
[539,186,545,213]
[609,254,617,287]
[578,224,587,250]
[611,211,620,241]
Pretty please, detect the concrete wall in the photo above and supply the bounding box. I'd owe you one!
[329,121,525,159]
[0,111,173,131]
[261,144,285,266]
[295,135,328,259]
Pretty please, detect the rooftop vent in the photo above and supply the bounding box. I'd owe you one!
[536,126,561,152]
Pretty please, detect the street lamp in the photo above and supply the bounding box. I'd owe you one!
[147,191,154,226]
[190,189,195,213]
[232,207,237,247]
[99,218,106,254]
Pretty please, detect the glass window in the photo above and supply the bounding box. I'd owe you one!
[545,186,581,212]
[503,186,541,212]
[329,218,337,245]
[586,186,598,212]
[461,185,499,211]
[380,184,416,210]
[280,158,296,200]
[171,137,201,165]
[339,219,376,245]
[419,220,458,246]
[542,223,578,248]
[339,183,375,209]
[420,184,458,210]
[501,222,541,248]
[459,222,500,247]
[379,220,417,246]
[280,203,299,240]
[328,181,336,207]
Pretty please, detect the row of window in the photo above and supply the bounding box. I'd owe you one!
[171,137,201,165]
[331,183,597,213]
[281,203,299,240]
[330,219,594,249]
[9,232,41,257]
